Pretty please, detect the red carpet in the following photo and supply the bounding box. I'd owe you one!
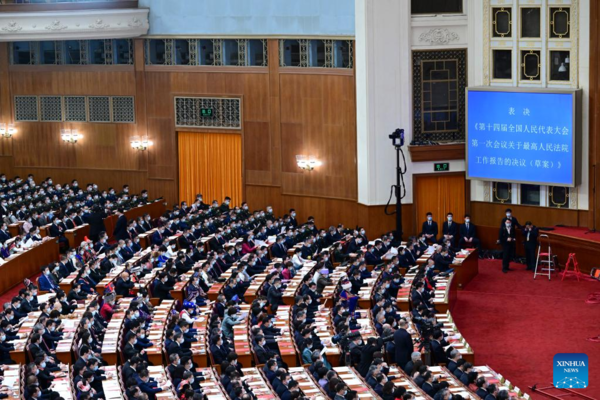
[453,259,600,399]
[550,226,600,243]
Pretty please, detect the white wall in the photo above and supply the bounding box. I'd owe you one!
[355,0,470,205]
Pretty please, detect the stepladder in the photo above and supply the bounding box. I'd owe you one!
[562,253,581,281]
[535,234,556,280]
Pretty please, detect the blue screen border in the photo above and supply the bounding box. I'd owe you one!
[465,86,582,187]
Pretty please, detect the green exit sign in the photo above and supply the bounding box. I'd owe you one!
[201,108,213,117]
[434,162,450,172]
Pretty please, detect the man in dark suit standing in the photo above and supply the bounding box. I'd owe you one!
[499,219,516,273]
[523,221,539,271]
[440,212,459,245]
[393,320,413,370]
[421,212,438,243]
[113,210,128,241]
[87,206,107,242]
[500,208,521,229]
[459,214,480,250]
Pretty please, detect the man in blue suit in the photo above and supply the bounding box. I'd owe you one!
[136,369,164,400]
[38,265,59,292]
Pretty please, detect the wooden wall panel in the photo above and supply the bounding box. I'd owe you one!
[244,121,271,171]
[470,201,587,228]
[0,40,367,234]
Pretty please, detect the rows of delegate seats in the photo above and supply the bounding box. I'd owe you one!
[0,184,532,400]
[0,187,245,399]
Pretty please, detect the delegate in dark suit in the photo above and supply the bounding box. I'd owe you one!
[393,327,414,370]
[499,224,516,273]
[459,221,480,249]
[113,214,129,241]
[440,220,459,245]
[421,220,438,242]
[523,225,539,271]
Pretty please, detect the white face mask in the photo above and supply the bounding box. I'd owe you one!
[427,216,432,221]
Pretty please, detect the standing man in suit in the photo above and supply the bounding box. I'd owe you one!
[499,219,516,273]
[459,214,480,250]
[393,320,413,371]
[501,208,521,230]
[440,212,458,245]
[523,221,539,271]
[421,212,438,244]
[113,210,128,241]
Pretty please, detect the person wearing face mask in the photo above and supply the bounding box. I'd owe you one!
[421,212,439,244]
[218,196,231,213]
[499,218,517,273]
[87,205,108,242]
[440,212,459,246]
[523,221,539,271]
[459,214,480,250]
[67,283,88,302]
[500,208,521,230]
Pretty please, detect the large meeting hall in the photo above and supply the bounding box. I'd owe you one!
[0,0,597,399]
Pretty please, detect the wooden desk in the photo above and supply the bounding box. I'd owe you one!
[435,311,475,364]
[452,249,479,289]
[65,223,90,249]
[387,366,429,400]
[105,200,166,241]
[273,305,298,367]
[146,299,175,366]
[101,366,122,400]
[333,366,382,398]
[428,366,478,399]
[0,238,60,294]
[472,365,530,399]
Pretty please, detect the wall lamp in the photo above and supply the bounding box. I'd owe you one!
[0,123,17,138]
[61,128,82,144]
[296,155,322,171]
[131,136,153,151]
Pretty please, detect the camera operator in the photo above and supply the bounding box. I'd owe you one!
[356,336,385,377]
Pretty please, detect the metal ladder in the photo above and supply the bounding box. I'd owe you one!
[534,234,555,280]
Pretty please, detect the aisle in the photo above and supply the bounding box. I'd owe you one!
[452,259,600,399]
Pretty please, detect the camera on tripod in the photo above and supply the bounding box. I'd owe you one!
[389,128,405,147]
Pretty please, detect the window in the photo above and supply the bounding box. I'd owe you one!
[549,7,570,39]
[10,39,132,65]
[88,97,111,122]
[492,7,512,38]
[412,50,467,142]
[411,0,463,14]
[493,50,512,80]
[114,39,133,65]
[40,96,63,122]
[520,50,541,81]
[549,187,569,208]
[11,42,35,65]
[549,51,570,82]
[521,184,540,206]
[279,39,352,69]
[112,97,135,123]
[40,41,60,65]
[175,97,241,129]
[64,40,83,64]
[521,8,541,38]
[492,182,512,204]
[248,40,268,66]
[64,96,87,122]
[14,96,39,122]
